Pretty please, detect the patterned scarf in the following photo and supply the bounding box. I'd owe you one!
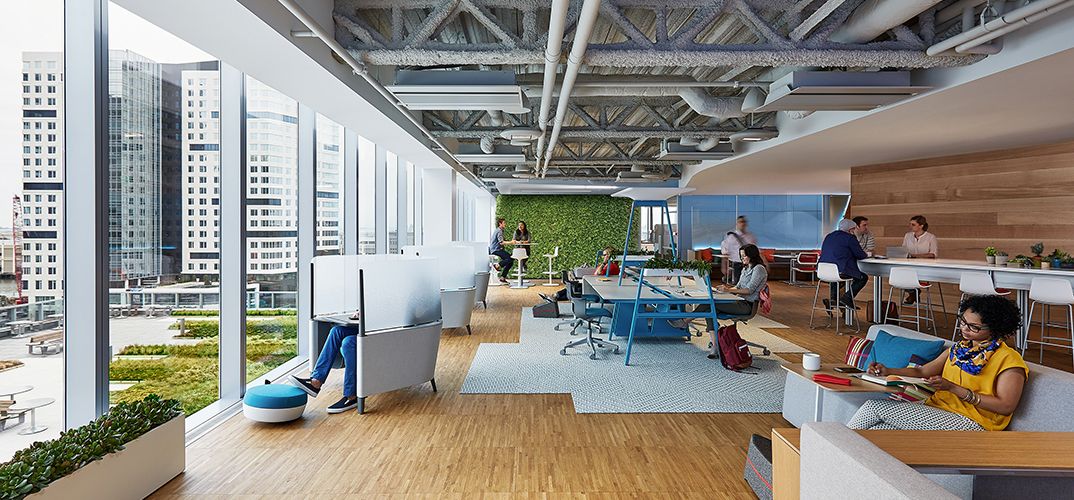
[949,338,1002,375]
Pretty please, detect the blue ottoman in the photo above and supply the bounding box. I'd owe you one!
[243,383,307,422]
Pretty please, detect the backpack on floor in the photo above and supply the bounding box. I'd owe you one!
[758,285,772,315]
[717,323,753,371]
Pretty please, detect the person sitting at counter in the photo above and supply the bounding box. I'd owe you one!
[849,295,1027,431]
[594,246,620,276]
[674,244,768,359]
[292,324,360,414]
[819,219,869,314]
[903,214,938,304]
[853,216,875,256]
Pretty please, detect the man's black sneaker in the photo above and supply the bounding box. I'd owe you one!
[327,397,358,414]
[290,375,320,398]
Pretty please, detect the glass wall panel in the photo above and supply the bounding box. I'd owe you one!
[405,161,415,247]
[357,136,375,254]
[1,2,65,457]
[680,195,826,250]
[243,76,299,384]
[386,151,398,253]
[103,4,223,418]
[315,113,342,256]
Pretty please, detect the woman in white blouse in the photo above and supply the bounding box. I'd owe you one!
[903,215,938,259]
[902,215,937,304]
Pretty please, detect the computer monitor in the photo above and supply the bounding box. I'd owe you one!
[885,246,910,258]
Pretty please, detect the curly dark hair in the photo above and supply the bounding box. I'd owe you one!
[958,295,1022,340]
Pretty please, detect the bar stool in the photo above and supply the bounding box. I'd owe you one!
[951,271,1009,341]
[1021,277,1074,366]
[541,246,560,287]
[885,268,938,335]
[509,247,531,289]
[810,263,859,335]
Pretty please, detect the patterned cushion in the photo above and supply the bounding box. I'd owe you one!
[843,336,874,371]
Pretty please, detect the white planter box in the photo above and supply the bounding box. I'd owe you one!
[641,268,699,278]
[29,415,185,500]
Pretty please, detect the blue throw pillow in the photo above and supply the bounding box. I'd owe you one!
[864,330,946,369]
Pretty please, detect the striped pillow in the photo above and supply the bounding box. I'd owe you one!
[843,336,873,371]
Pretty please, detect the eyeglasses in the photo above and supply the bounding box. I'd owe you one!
[957,314,989,333]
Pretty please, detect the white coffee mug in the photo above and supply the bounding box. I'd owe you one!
[803,352,821,371]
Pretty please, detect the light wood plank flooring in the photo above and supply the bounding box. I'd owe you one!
[152,279,1072,498]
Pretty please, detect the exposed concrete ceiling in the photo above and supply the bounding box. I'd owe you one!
[683,6,1074,194]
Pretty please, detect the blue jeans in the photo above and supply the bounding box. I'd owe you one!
[491,249,512,278]
[311,325,358,398]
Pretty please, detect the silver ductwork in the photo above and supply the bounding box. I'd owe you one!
[479,137,495,154]
[677,88,748,122]
[829,0,946,43]
[928,0,1074,55]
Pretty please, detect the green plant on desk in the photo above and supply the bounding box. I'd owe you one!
[642,250,714,278]
[1031,242,1045,257]
[984,246,997,257]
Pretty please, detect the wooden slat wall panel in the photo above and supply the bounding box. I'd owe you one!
[849,139,1074,263]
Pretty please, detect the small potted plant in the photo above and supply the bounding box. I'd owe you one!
[995,250,1009,266]
[984,246,997,264]
[1063,255,1074,269]
[1030,242,1045,267]
[1048,249,1067,269]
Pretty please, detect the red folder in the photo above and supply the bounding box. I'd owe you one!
[812,373,852,386]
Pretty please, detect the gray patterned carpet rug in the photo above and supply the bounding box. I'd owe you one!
[460,308,792,414]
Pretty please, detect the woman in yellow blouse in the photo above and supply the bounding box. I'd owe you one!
[849,295,1028,431]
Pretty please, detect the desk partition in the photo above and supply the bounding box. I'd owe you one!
[311,254,440,332]
[401,245,477,290]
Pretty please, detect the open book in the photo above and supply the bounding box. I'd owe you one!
[858,374,930,387]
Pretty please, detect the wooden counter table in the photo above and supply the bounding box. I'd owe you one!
[771,427,1074,500]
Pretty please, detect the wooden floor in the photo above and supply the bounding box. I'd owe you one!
[152,279,1073,498]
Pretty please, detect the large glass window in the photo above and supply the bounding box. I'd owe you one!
[315,113,342,256]
[243,76,299,384]
[1,0,65,459]
[357,136,375,254]
[105,4,224,418]
[404,161,415,247]
[680,195,825,250]
[386,150,398,253]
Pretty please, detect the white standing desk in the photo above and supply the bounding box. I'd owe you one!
[859,258,1074,342]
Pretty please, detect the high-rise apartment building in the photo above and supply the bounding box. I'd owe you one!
[315,114,342,255]
[19,52,64,303]
[179,68,222,276]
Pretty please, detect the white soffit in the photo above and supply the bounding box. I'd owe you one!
[611,187,696,200]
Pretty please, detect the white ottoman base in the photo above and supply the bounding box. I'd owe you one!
[243,403,305,423]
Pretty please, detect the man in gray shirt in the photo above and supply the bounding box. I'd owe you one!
[489,217,514,283]
[853,216,875,255]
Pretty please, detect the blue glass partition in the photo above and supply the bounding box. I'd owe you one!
[679,195,828,251]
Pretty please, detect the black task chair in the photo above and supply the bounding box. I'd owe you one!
[560,273,619,359]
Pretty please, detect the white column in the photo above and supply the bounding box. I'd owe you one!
[374,145,387,253]
[63,0,110,426]
[218,63,246,400]
[297,104,315,359]
[343,129,359,254]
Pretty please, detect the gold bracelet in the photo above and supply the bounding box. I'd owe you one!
[972,392,981,405]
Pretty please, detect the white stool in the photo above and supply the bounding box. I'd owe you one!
[1021,277,1074,366]
[541,246,560,287]
[809,263,859,335]
[885,268,938,335]
[951,271,1009,341]
[510,247,531,289]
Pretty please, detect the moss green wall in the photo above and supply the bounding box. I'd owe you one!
[495,195,639,277]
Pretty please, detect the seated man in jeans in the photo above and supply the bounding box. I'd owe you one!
[488,217,516,284]
[292,324,359,414]
[818,218,869,314]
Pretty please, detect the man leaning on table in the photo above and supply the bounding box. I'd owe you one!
[819,219,869,314]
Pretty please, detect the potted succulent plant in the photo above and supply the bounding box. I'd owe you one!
[1048,249,1068,269]
[995,250,1009,266]
[1030,242,1045,267]
[984,246,997,264]
[1063,255,1074,269]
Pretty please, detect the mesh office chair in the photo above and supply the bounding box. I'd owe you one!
[560,275,618,359]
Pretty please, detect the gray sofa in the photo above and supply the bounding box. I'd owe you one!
[784,324,1074,499]
[782,324,1074,432]
[800,422,958,500]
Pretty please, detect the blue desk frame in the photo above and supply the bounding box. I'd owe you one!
[622,272,734,365]
[612,199,678,285]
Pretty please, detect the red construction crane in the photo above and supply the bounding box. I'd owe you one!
[12,195,25,304]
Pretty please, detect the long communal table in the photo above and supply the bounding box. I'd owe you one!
[858,258,1074,341]
[581,274,742,364]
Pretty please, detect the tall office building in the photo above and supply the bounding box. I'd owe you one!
[19,52,64,303]
[108,50,162,284]
[315,114,342,255]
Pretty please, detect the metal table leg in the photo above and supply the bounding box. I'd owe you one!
[814,385,824,422]
[872,275,883,325]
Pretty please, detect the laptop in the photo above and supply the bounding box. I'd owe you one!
[884,246,910,258]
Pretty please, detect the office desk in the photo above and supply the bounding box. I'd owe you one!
[309,313,360,370]
[771,427,1074,500]
[581,274,741,364]
[781,363,899,422]
[859,258,1074,341]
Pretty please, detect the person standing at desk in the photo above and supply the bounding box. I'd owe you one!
[513,220,532,273]
[902,215,938,304]
[819,219,869,314]
[720,215,758,283]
